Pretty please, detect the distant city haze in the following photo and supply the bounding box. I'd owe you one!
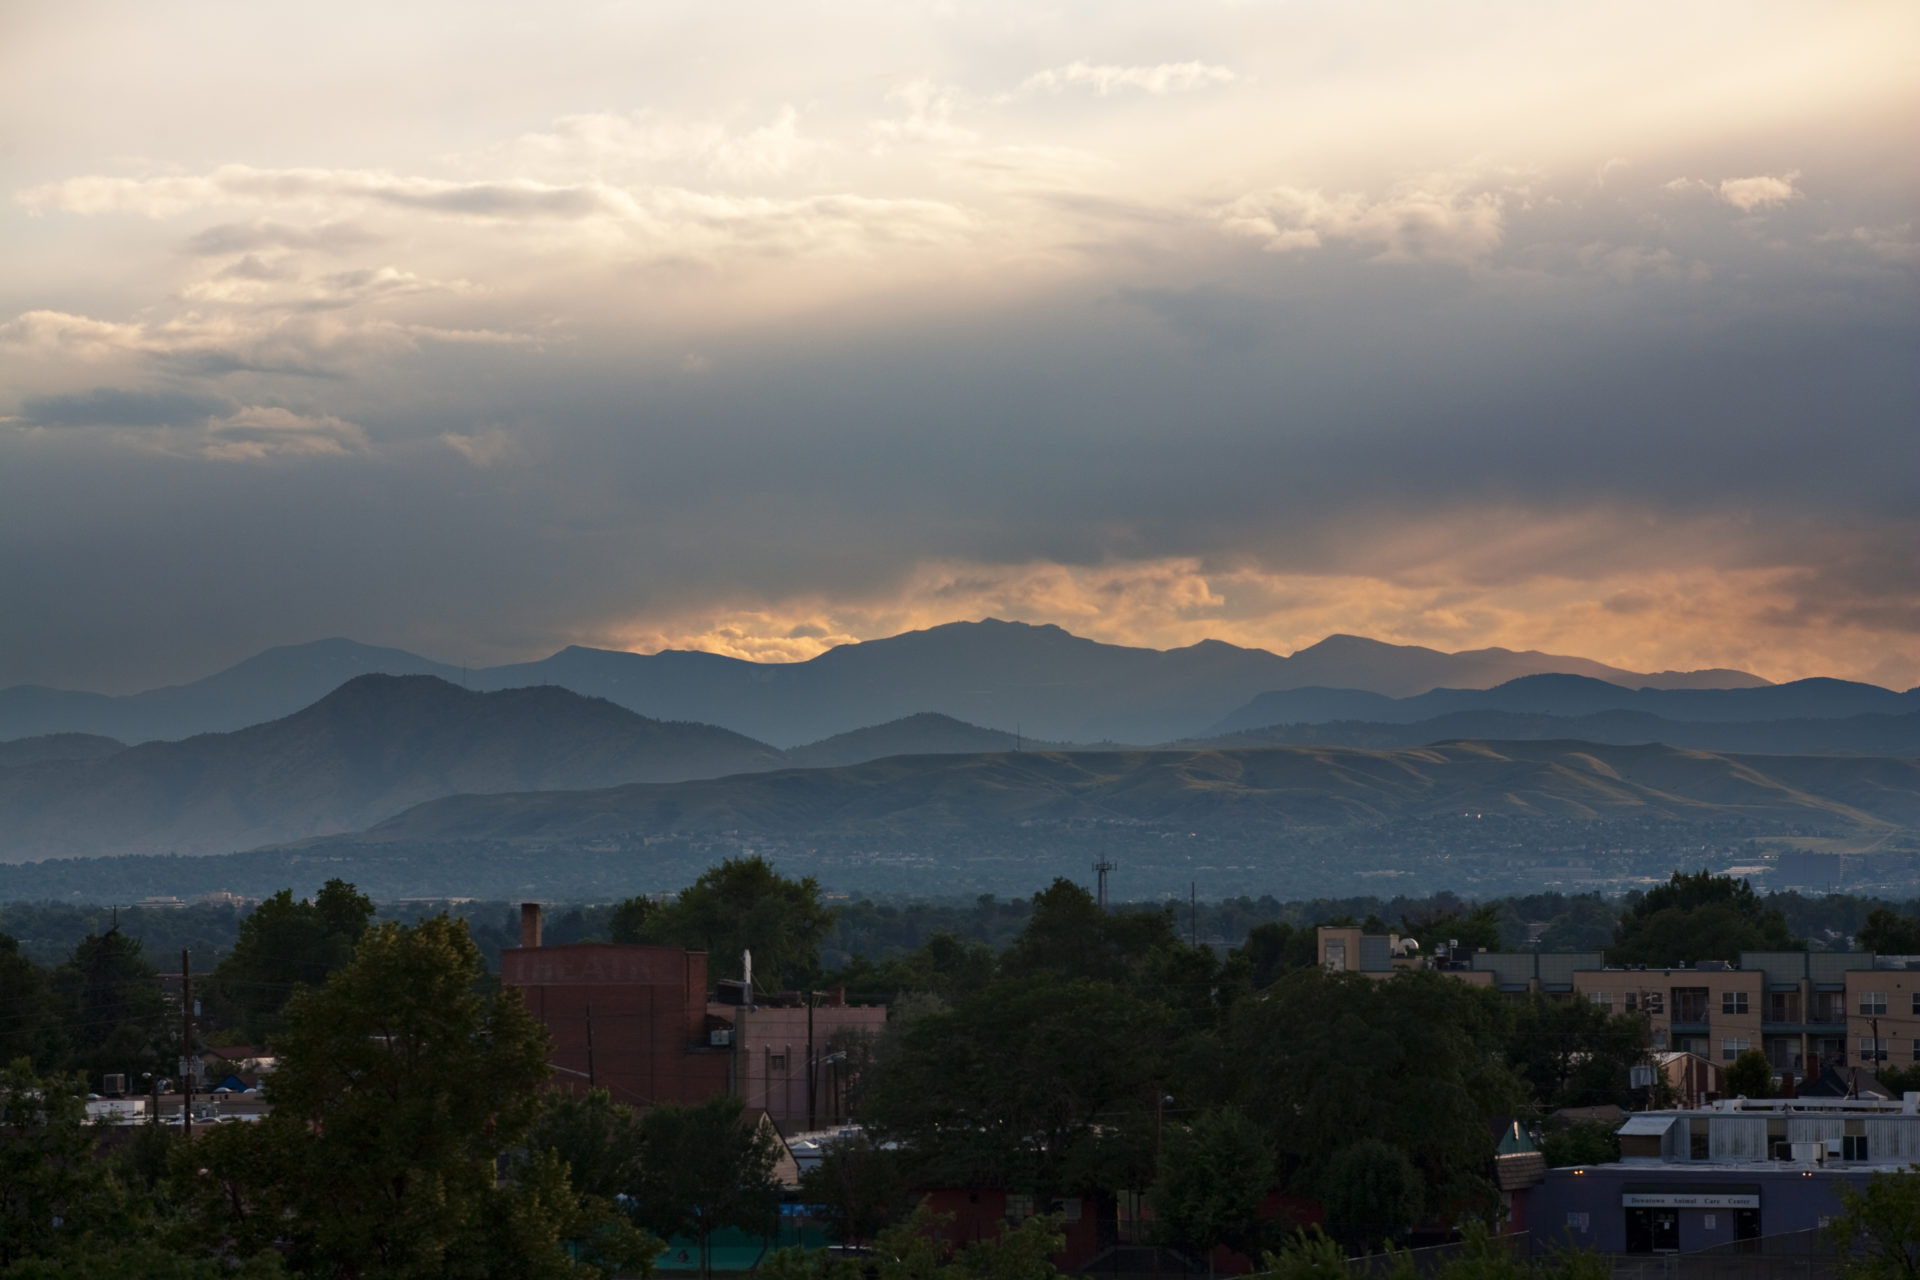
[1,1,1914,694]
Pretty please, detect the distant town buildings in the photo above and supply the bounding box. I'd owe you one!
[1317,926,1920,1088]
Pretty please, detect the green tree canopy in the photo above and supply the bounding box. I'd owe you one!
[798,1133,914,1248]
[0,936,54,1070]
[863,976,1169,1200]
[1858,910,1920,956]
[1150,1108,1275,1261]
[1320,1138,1424,1247]
[1610,871,1797,965]
[0,1059,124,1270]
[1400,903,1503,955]
[630,1094,782,1278]
[613,857,835,991]
[210,879,373,1045]
[1828,1164,1920,1280]
[1232,922,1315,990]
[1226,968,1520,1219]
[51,925,173,1087]
[173,915,638,1278]
[1725,1048,1776,1100]
[997,881,1180,986]
[1506,994,1654,1111]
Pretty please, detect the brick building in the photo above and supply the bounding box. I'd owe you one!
[501,903,886,1132]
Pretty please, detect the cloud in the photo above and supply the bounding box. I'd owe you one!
[18,386,231,427]
[1020,61,1235,96]
[1663,172,1803,212]
[871,80,979,147]
[182,219,380,256]
[503,106,823,182]
[1716,172,1801,211]
[1217,181,1507,261]
[438,428,516,467]
[200,406,368,460]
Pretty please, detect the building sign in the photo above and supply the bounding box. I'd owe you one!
[1621,1193,1758,1209]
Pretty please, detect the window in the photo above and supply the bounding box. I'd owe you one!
[1768,992,1798,1022]
[1625,991,1640,1013]
[1722,1037,1751,1061]
[1672,988,1709,1022]
[1843,1135,1871,1161]
[1589,991,1613,1011]
[768,1052,788,1071]
[1912,1038,1919,1062]
[1911,992,1920,1015]
[1005,1195,1035,1221]
[1862,992,1888,1016]
[1859,1037,1889,1062]
[1324,941,1347,971]
[1722,991,1749,1015]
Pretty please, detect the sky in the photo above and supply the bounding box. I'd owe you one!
[2,0,1916,694]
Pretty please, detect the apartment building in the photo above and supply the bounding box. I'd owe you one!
[1314,926,1920,1082]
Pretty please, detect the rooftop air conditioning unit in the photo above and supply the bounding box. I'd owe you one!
[101,1073,127,1096]
[1790,1142,1826,1164]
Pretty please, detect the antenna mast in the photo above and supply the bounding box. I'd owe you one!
[1093,858,1114,909]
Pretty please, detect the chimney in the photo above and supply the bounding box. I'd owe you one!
[520,902,543,949]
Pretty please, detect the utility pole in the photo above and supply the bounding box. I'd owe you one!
[1093,858,1114,909]
[180,949,193,1140]
[586,1003,596,1088]
[1189,882,1196,947]
[806,991,816,1133]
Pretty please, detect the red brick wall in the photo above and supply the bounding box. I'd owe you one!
[502,943,729,1111]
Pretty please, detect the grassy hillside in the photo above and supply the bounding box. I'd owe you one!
[350,740,1920,848]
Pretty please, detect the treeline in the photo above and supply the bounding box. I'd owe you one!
[6,880,1913,980]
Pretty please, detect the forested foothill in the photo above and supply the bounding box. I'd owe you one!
[8,860,1920,1276]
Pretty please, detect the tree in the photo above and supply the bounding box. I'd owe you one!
[614,858,835,991]
[629,1094,781,1278]
[862,977,1168,1201]
[0,1059,122,1270]
[1506,994,1653,1111]
[1233,923,1314,990]
[1227,968,1519,1220]
[1610,871,1796,965]
[997,881,1180,986]
[50,926,173,1086]
[1828,1165,1920,1279]
[1725,1048,1775,1099]
[1400,904,1503,955]
[1321,1139,1423,1248]
[1151,1108,1275,1264]
[528,1087,644,1203]
[1859,911,1920,957]
[0,934,54,1070]
[1259,1229,1350,1280]
[172,915,628,1278]
[1539,1122,1618,1168]
[211,879,373,1044]
[799,1133,914,1248]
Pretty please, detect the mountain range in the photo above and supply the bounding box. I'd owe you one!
[0,620,1771,748]
[338,739,1920,851]
[1210,672,1920,735]
[0,676,781,859]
